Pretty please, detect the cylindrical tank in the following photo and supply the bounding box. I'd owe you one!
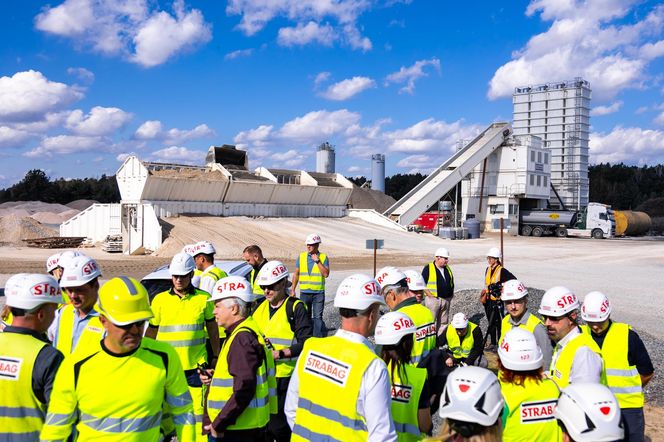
[439,227,455,239]
[520,209,576,226]
[371,154,385,193]
[614,210,651,236]
[316,142,335,173]
[463,219,481,239]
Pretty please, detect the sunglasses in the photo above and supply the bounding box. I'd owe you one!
[117,320,146,330]
[541,315,565,322]
[260,282,281,291]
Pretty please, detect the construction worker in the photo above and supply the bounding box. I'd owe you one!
[183,243,203,288]
[581,291,653,442]
[145,252,219,441]
[439,313,485,367]
[421,247,454,333]
[539,286,603,388]
[243,244,268,302]
[376,266,436,364]
[498,328,561,442]
[41,277,196,441]
[481,247,516,349]
[554,383,625,442]
[291,233,329,337]
[437,366,504,441]
[375,311,432,441]
[51,249,82,306]
[253,261,312,442]
[46,252,63,280]
[499,279,553,369]
[285,273,397,441]
[52,255,104,355]
[0,273,63,441]
[403,270,427,303]
[192,241,228,295]
[202,276,277,441]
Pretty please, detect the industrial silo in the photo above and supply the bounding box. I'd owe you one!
[371,154,385,192]
[316,142,335,173]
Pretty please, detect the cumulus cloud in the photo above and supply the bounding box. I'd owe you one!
[385,58,441,94]
[319,76,376,100]
[65,106,132,136]
[135,120,163,139]
[116,152,136,162]
[133,120,214,144]
[279,110,361,142]
[590,101,623,116]
[67,67,95,83]
[225,48,254,60]
[655,111,664,126]
[24,134,106,158]
[278,21,337,47]
[395,154,435,173]
[590,126,664,164]
[0,126,35,148]
[150,145,206,164]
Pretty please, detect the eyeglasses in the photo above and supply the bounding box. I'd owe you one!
[117,320,146,330]
[172,274,190,280]
[541,315,564,322]
[260,282,280,291]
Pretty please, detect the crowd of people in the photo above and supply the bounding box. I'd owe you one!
[0,236,655,442]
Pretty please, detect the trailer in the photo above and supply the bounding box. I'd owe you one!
[519,203,615,239]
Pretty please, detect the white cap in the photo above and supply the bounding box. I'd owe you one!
[57,250,83,269]
[451,312,469,329]
[60,256,101,288]
[169,252,196,276]
[438,366,504,427]
[209,276,254,303]
[5,273,63,310]
[374,311,416,345]
[501,279,528,301]
[403,270,426,291]
[192,240,216,256]
[181,244,197,256]
[256,261,289,286]
[46,253,61,273]
[581,291,611,322]
[375,266,407,288]
[538,286,579,317]
[305,233,322,245]
[334,274,385,310]
[435,247,450,258]
[498,328,543,371]
[554,383,624,442]
[487,247,501,259]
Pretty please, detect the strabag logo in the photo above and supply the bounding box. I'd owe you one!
[520,399,557,424]
[415,323,436,341]
[391,384,413,404]
[0,357,22,380]
[304,351,351,387]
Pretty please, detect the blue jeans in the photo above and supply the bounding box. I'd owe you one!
[621,407,645,442]
[300,292,326,337]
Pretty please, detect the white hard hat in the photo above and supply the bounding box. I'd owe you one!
[451,312,469,329]
[374,311,416,345]
[192,240,216,256]
[209,276,254,303]
[498,328,543,371]
[403,270,426,291]
[435,247,450,258]
[57,250,83,269]
[581,291,611,322]
[501,279,528,301]
[334,274,385,310]
[256,261,289,286]
[554,383,624,442]
[438,366,504,427]
[375,266,407,288]
[60,255,101,288]
[46,253,61,273]
[181,244,197,256]
[305,233,322,245]
[5,273,63,310]
[538,286,579,317]
[169,252,196,276]
[487,247,501,259]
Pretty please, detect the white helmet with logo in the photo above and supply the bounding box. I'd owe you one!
[334,274,385,310]
[193,240,216,256]
[581,291,611,322]
[181,243,197,256]
[169,252,196,276]
[374,311,416,345]
[554,383,624,442]
[375,266,407,288]
[256,261,289,286]
[538,286,579,317]
[60,256,101,288]
[5,273,63,310]
[209,276,254,303]
[451,312,469,329]
[57,250,83,270]
[305,233,322,245]
[438,366,504,427]
[46,253,62,273]
[501,279,528,301]
[498,328,543,371]
[435,247,450,258]
[403,270,426,291]
[486,247,501,259]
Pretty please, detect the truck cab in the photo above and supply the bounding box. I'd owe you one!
[570,203,615,239]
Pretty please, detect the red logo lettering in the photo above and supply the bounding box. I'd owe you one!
[363,281,379,295]
[82,261,97,275]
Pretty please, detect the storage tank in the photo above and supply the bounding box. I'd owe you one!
[614,210,651,236]
[520,209,576,227]
[463,219,481,239]
[316,142,335,173]
[371,154,385,193]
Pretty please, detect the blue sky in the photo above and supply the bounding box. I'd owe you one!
[1,0,664,187]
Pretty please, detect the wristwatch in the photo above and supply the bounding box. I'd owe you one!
[278,349,285,359]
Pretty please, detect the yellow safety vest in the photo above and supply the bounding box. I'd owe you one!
[446,322,478,360]
[150,288,212,370]
[249,267,267,297]
[425,262,454,297]
[499,312,543,344]
[388,362,427,442]
[207,317,276,430]
[500,377,561,442]
[292,335,379,441]
[253,298,302,378]
[40,338,196,442]
[55,305,104,355]
[550,331,603,389]
[0,332,48,441]
[581,323,643,408]
[298,252,327,292]
[485,265,502,300]
[398,302,436,365]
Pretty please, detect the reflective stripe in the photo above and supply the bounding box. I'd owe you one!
[269,388,277,398]
[610,386,643,394]
[44,411,76,426]
[292,424,344,442]
[166,390,191,408]
[161,337,206,347]
[298,398,367,431]
[0,431,41,441]
[394,421,421,436]
[80,412,161,433]
[173,412,196,426]
[211,378,234,388]
[606,368,639,377]
[159,324,202,332]
[267,337,294,346]
[118,276,138,295]
[208,395,269,411]
[0,406,44,419]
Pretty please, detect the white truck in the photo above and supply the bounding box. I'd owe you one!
[519,202,615,239]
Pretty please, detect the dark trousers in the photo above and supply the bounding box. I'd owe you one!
[208,427,266,442]
[300,292,326,337]
[621,407,645,442]
[266,377,291,442]
[484,301,503,345]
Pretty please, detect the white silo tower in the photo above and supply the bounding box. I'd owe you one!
[371,154,385,192]
[316,142,335,173]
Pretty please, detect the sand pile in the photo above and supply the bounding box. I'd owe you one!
[348,186,396,212]
[0,214,57,244]
[0,201,80,226]
[67,199,98,211]
[31,209,80,225]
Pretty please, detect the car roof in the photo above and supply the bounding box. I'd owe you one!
[141,260,252,281]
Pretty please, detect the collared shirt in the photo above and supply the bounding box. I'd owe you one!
[552,327,603,384]
[51,308,101,352]
[251,259,268,285]
[296,253,330,294]
[199,265,222,295]
[284,329,397,442]
[507,311,553,369]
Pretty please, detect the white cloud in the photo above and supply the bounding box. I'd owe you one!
[395,154,435,173]
[67,67,95,83]
[65,106,132,136]
[277,21,337,47]
[0,70,83,122]
[133,120,214,144]
[0,126,34,148]
[640,40,664,60]
[347,165,364,173]
[635,106,649,114]
[590,101,623,116]
[385,118,482,153]
[590,126,664,164]
[314,71,331,87]
[270,149,309,168]
[135,120,163,139]
[655,111,664,126]
[234,124,275,148]
[319,76,376,101]
[150,145,206,164]
[225,48,254,60]
[385,58,441,94]
[24,134,106,158]
[116,152,136,162]
[279,110,361,142]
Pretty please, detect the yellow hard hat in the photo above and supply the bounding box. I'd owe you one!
[97,277,153,325]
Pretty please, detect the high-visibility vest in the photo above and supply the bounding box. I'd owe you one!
[150,289,211,370]
[485,265,502,300]
[199,266,228,294]
[40,338,196,442]
[54,305,104,355]
[446,322,478,360]
[425,263,453,297]
[388,362,427,442]
[398,302,436,365]
[253,298,302,378]
[297,252,327,292]
[500,377,561,442]
[249,267,266,297]
[59,289,71,307]
[499,312,543,344]
[0,332,48,441]
[192,269,202,289]
[581,323,643,408]
[207,317,276,430]
[550,331,603,389]
[292,336,380,441]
